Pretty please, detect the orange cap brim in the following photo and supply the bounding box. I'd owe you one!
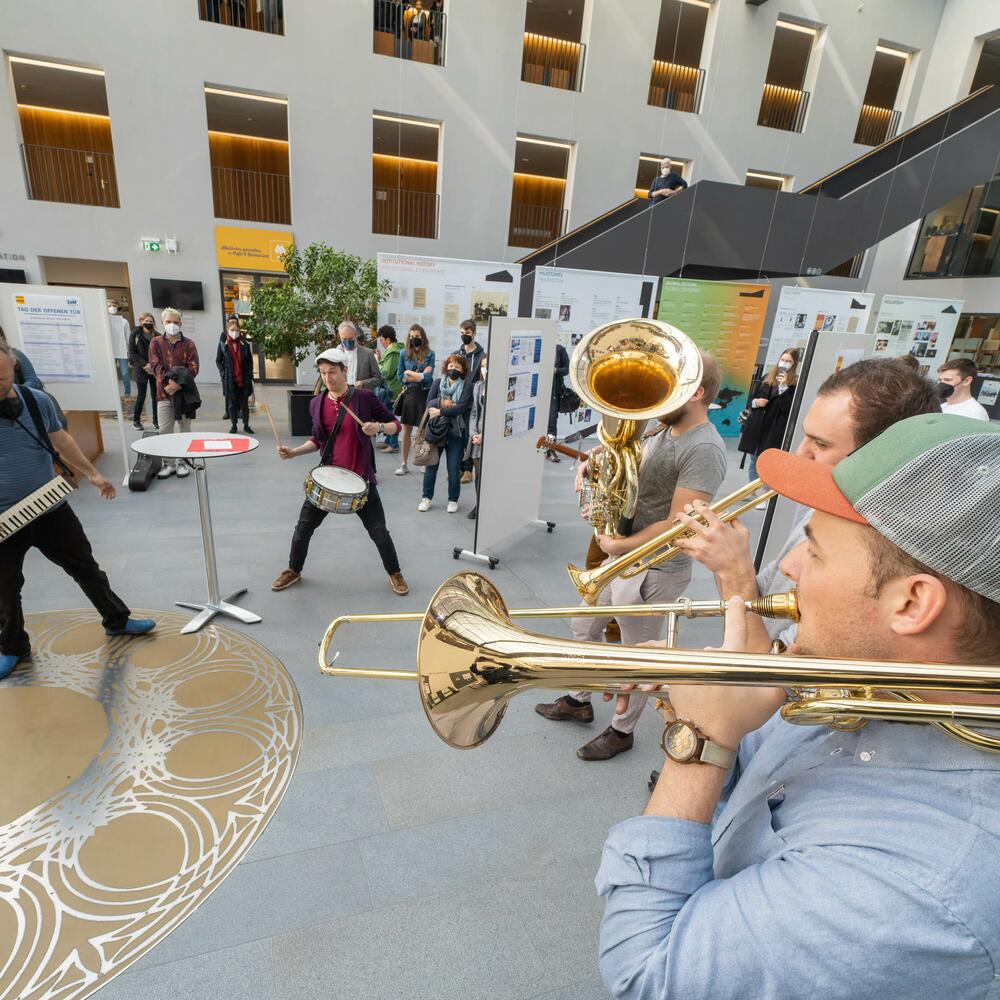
[756,449,869,525]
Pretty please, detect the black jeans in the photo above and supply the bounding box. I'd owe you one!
[133,371,158,425]
[0,504,131,656]
[226,387,251,429]
[288,483,400,575]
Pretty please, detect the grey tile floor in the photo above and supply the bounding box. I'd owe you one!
[22,384,768,999]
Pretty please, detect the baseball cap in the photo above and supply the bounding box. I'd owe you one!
[757,413,1000,602]
[316,348,349,367]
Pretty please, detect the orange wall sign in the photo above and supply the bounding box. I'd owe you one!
[214,226,293,273]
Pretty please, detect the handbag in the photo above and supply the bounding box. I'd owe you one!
[558,385,581,414]
[411,411,439,467]
[392,385,408,416]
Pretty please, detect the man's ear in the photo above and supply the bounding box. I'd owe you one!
[885,573,950,638]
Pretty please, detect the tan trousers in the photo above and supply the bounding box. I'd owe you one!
[156,401,191,467]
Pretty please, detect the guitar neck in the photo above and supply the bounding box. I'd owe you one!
[535,437,589,462]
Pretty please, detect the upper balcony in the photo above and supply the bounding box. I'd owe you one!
[757,19,820,133]
[373,1,446,67]
[11,56,120,208]
[853,44,910,146]
[647,0,710,114]
[372,113,441,240]
[508,135,572,249]
[198,0,284,35]
[521,0,586,92]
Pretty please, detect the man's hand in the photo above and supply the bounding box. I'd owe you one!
[90,473,116,500]
[277,445,293,460]
[361,421,380,437]
[597,533,628,556]
[143,363,153,374]
[164,382,180,396]
[574,457,590,494]
[673,500,753,576]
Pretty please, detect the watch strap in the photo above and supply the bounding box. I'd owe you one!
[698,739,737,770]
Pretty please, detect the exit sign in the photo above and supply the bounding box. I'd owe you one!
[141,239,161,253]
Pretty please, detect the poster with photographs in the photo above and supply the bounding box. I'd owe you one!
[377,254,521,360]
[870,295,964,378]
[765,286,875,366]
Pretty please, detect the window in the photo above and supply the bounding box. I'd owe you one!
[757,18,820,133]
[198,0,284,35]
[373,1,446,66]
[854,45,909,146]
[907,174,1000,279]
[635,154,690,199]
[949,313,1000,376]
[745,170,791,191]
[10,56,119,208]
[970,35,1000,94]
[205,87,290,225]
[372,113,441,239]
[509,135,572,248]
[521,0,586,92]
[648,0,710,113]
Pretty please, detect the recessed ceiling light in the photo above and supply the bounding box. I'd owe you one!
[9,56,104,76]
[204,87,288,105]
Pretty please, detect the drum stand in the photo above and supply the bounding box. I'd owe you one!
[176,459,262,634]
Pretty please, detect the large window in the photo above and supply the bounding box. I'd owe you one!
[198,0,284,35]
[521,0,586,92]
[635,154,690,199]
[907,175,1000,279]
[647,0,710,113]
[372,113,441,239]
[373,1,446,67]
[854,44,909,146]
[509,136,572,248]
[757,18,821,133]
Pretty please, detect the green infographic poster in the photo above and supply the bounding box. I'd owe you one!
[656,277,771,437]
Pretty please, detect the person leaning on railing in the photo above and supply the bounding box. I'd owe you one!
[648,157,688,203]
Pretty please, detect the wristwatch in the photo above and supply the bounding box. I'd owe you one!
[661,719,737,769]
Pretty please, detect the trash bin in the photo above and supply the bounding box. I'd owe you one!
[288,388,314,437]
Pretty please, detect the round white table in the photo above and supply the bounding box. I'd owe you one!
[131,432,263,634]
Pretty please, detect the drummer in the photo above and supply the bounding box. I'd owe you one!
[271,348,409,596]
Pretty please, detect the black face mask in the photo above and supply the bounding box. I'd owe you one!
[410,338,422,348]
[937,381,955,401]
[142,323,154,331]
[0,395,24,421]
[460,333,473,345]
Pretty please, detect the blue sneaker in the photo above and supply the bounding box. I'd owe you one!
[105,618,156,637]
[0,652,28,679]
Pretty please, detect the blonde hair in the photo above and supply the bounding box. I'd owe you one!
[161,307,181,324]
[138,311,156,327]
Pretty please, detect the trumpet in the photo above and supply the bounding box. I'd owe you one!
[568,478,777,604]
[319,572,1000,753]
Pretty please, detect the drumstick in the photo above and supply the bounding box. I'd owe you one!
[340,401,367,430]
[259,403,283,450]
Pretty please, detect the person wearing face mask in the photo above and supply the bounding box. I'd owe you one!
[129,313,159,431]
[463,354,489,519]
[394,324,436,476]
[375,325,403,453]
[738,348,801,483]
[648,157,688,203]
[535,352,728,760]
[418,354,473,513]
[148,307,199,479]
[335,321,383,392]
[216,318,255,435]
[107,300,133,398]
[455,319,484,484]
[937,359,990,421]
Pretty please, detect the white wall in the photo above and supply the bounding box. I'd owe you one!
[2,0,991,383]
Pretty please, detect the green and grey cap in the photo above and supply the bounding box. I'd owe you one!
[757,414,1000,603]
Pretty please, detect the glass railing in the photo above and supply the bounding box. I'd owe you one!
[647,61,705,114]
[508,203,568,249]
[521,33,586,92]
[373,1,446,66]
[198,0,284,34]
[212,165,291,224]
[372,187,440,239]
[20,143,119,208]
[854,104,901,147]
[757,83,810,133]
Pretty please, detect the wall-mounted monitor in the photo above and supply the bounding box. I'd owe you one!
[0,268,28,284]
[150,278,205,311]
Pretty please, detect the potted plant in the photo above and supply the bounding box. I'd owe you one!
[244,242,391,435]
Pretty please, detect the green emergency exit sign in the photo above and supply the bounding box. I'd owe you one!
[141,239,161,253]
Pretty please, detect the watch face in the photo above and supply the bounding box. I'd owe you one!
[666,722,697,761]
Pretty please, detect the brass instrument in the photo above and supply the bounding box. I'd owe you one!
[319,572,1000,753]
[570,319,703,536]
[568,478,777,604]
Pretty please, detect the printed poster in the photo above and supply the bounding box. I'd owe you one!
[13,292,91,382]
[504,332,542,438]
[871,295,963,379]
[766,287,875,366]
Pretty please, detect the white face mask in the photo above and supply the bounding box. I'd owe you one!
[165,322,181,336]
[228,328,240,340]
[660,167,670,176]
[108,305,117,314]
[778,360,792,371]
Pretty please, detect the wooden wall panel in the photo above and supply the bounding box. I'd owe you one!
[18,107,113,152]
[208,133,289,174]
[511,174,565,210]
[371,155,437,192]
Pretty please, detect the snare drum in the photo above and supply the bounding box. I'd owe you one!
[304,466,368,514]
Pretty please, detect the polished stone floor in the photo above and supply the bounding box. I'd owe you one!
[19,384,767,1000]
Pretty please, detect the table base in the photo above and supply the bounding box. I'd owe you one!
[175,589,263,634]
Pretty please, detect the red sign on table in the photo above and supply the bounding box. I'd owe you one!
[186,437,252,454]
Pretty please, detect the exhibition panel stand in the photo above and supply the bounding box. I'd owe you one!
[131,432,263,633]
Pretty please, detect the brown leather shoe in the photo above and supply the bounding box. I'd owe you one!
[271,569,301,591]
[389,572,409,596]
[576,726,634,761]
[534,696,594,723]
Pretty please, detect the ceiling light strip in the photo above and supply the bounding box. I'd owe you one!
[17,103,110,119]
[9,55,104,76]
[517,136,573,150]
[204,87,288,105]
[776,20,817,35]
[208,129,289,144]
[373,113,441,129]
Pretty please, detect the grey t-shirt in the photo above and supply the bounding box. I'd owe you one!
[629,420,728,573]
[756,503,809,644]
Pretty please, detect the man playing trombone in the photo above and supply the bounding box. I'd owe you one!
[597,413,1000,1000]
[535,352,727,760]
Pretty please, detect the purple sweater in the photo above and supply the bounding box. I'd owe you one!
[308,388,399,485]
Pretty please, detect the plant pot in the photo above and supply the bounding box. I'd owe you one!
[287,388,314,437]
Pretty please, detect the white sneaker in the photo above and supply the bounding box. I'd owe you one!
[395,464,409,476]
[176,464,190,478]
[157,465,175,479]
[418,497,431,512]
[447,501,459,514]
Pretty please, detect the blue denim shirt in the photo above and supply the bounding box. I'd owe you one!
[597,713,1000,1000]
[397,350,435,389]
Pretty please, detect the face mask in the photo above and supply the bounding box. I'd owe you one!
[660,167,670,176]
[228,329,240,340]
[447,368,461,379]
[0,396,24,420]
[108,306,117,315]
[341,338,356,351]
[461,333,473,345]
[937,381,955,401]
[165,323,181,336]
[142,322,154,331]
[777,361,792,371]
[410,337,422,348]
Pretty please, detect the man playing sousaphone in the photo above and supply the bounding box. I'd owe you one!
[597,414,1000,999]
[271,348,409,595]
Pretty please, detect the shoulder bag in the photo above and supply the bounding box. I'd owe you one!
[411,410,439,467]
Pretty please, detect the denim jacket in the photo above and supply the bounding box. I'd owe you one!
[397,350,436,390]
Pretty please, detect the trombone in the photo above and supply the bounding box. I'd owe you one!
[319,572,1000,753]
[568,478,777,604]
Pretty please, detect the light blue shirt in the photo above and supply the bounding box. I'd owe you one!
[0,385,63,511]
[596,712,1000,999]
